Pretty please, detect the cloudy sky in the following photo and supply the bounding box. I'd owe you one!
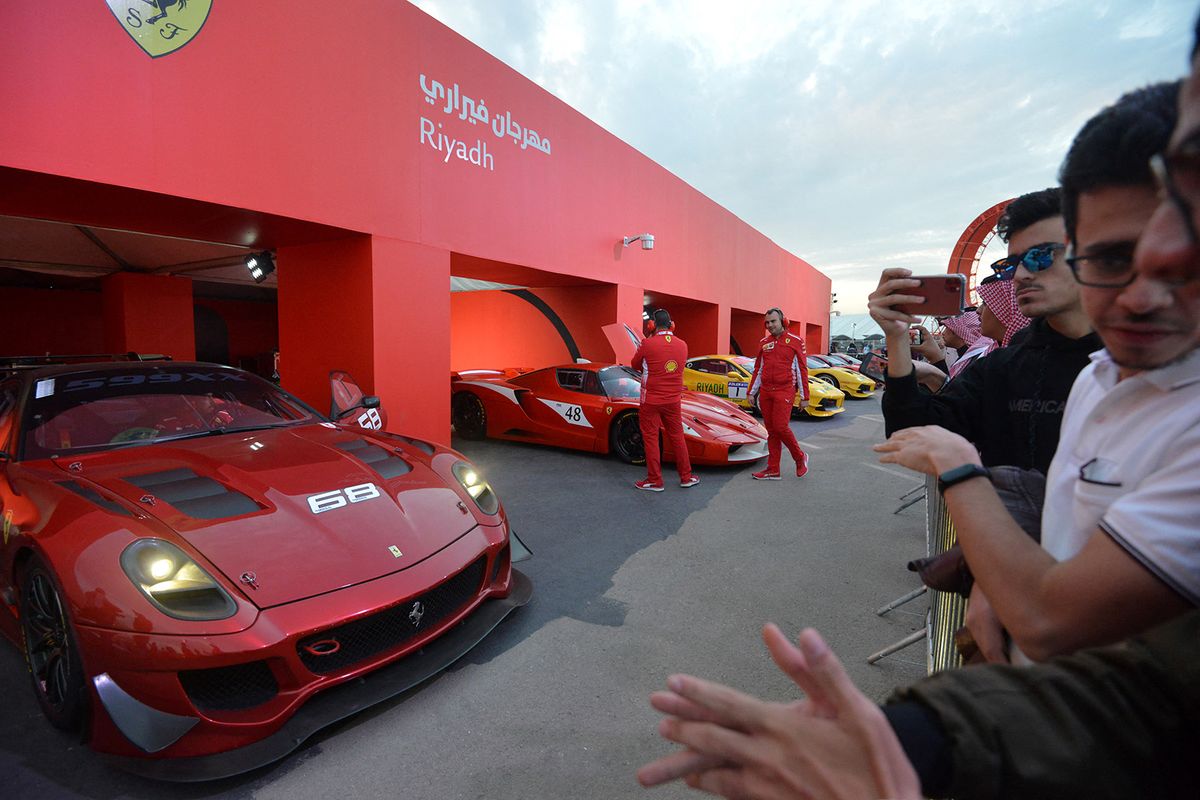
[411,0,1194,312]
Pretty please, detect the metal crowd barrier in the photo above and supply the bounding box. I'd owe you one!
[870,475,964,673]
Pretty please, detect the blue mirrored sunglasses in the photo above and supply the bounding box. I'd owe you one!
[990,242,1064,279]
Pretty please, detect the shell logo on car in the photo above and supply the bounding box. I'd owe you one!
[682,355,846,418]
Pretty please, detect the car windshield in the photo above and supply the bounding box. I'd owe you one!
[731,357,755,374]
[21,365,318,459]
[598,366,643,400]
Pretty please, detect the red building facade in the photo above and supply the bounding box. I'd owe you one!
[0,2,829,442]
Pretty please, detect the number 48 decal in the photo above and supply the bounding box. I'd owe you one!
[537,398,593,428]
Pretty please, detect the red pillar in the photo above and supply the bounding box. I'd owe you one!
[277,235,450,444]
[101,272,195,360]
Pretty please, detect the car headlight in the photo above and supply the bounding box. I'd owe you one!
[452,460,500,515]
[120,539,237,621]
[682,422,700,438]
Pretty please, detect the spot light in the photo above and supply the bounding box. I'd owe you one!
[244,251,276,283]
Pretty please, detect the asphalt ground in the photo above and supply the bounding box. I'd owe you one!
[1,396,929,799]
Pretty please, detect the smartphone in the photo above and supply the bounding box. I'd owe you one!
[897,274,966,317]
[908,327,925,346]
[858,352,887,383]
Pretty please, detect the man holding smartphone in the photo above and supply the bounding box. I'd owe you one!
[868,188,1100,474]
[748,308,810,479]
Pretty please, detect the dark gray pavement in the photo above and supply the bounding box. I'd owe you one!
[1,397,929,799]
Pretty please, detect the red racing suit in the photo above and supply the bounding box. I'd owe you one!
[749,332,809,472]
[630,331,694,483]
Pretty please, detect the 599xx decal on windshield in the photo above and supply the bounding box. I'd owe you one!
[62,372,247,392]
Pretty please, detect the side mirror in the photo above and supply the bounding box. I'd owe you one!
[727,371,741,380]
[334,395,380,419]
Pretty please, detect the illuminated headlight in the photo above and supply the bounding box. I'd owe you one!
[452,460,500,515]
[120,539,237,621]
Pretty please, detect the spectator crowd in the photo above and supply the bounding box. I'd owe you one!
[635,10,1200,799]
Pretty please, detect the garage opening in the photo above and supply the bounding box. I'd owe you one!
[450,252,626,371]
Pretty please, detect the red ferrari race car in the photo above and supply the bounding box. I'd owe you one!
[450,363,768,465]
[0,355,530,780]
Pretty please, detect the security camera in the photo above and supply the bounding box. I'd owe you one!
[622,233,656,250]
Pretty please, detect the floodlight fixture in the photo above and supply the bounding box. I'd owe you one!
[622,233,655,251]
[244,251,276,283]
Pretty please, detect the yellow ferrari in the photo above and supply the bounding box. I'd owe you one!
[805,356,876,398]
[683,355,845,418]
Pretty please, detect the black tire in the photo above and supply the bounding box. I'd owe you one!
[451,392,487,440]
[817,374,840,390]
[20,555,87,732]
[609,411,645,464]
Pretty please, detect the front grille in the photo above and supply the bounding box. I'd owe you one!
[727,444,742,455]
[179,660,278,712]
[297,557,487,675]
[820,399,837,409]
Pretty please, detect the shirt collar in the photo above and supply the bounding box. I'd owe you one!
[655,330,671,336]
[1089,346,1200,391]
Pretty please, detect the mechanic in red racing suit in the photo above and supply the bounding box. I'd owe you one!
[748,307,810,479]
[630,309,699,491]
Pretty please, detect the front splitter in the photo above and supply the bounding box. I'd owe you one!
[105,570,532,782]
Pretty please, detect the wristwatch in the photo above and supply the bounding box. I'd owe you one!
[937,463,991,493]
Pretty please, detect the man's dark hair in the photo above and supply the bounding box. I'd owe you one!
[1058,80,1181,244]
[653,308,672,329]
[996,188,1061,243]
[765,307,785,321]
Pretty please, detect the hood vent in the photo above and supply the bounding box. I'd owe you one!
[335,439,413,479]
[396,436,436,456]
[125,468,260,520]
[58,481,134,517]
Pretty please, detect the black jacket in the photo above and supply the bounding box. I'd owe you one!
[882,319,1102,473]
[884,610,1200,800]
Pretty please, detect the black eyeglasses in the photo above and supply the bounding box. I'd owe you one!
[990,243,1064,278]
[1150,151,1199,247]
[1064,246,1137,288]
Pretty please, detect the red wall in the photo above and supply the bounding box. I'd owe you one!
[193,298,279,367]
[101,273,195,360]
[450,292,571,370]
[0,2,828,318]
[0,288,104,356]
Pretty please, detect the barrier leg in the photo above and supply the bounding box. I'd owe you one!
[875,586,927,616]
[867,628,927,664]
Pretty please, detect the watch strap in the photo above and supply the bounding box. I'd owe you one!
[937,463,991,493]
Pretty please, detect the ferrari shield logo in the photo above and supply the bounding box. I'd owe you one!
[106,0,213,58]
[605,406,613,415]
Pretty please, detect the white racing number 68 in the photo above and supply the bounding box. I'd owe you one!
[357,407,383,430]
[307,483,381,514]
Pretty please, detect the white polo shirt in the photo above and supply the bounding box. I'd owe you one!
[1040,347,1200,607]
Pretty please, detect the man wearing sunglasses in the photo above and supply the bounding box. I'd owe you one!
[869,187,1100,477]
